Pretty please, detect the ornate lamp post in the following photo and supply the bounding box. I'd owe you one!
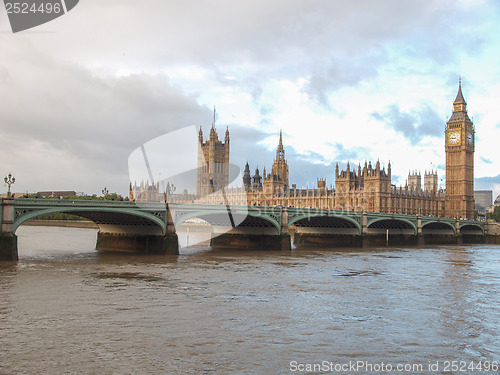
[165,183,176,202]
[4,173,15,198]
[102,187,109,197]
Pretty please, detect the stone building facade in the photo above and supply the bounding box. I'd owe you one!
[130,82,475,219]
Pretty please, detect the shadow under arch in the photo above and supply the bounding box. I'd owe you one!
[289,215,362,235]
[367,217,417,234]
[422,221,456,234]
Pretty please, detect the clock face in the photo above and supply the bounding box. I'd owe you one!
[449,131,461,145]
[467,132,473,145]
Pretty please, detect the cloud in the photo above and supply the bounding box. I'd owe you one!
[2,0,499,198]
[371,103,442,143]
[328,143,372,163]
[0,41,211,195]
[480,157,493,164]
[475,175,500,185]
[303,54,383,107]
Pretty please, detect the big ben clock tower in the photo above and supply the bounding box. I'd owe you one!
[445,79,475,219]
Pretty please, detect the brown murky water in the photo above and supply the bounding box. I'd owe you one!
[1,226,499,374]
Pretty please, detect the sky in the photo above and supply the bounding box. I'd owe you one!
[1,0,499,201]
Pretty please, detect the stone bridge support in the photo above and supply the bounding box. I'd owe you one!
[485,222,500,244]
[96,205,179,255]
[0,198,18,261]
[361,210,368,247]
[417,215,424,246]
[210,206,291,251]
[455,218,463,245]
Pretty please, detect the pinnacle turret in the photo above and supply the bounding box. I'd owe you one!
[454,77,467,106]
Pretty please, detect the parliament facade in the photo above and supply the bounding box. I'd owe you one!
[130,82,475,219]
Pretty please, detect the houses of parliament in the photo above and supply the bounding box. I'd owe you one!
[130,81,475,219]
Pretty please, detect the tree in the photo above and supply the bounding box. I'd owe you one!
[487,206,500,222]
[493,206,500,222]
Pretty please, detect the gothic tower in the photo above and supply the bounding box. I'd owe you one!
[197,117,230,197]
[263,130,289,196]
[445,79,475,219]
[243,162,251,191]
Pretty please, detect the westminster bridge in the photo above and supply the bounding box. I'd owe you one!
[0,198,494,261]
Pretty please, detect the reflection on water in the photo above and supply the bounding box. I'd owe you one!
[0,226,499,374]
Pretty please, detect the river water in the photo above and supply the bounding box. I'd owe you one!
[1,226,499,375]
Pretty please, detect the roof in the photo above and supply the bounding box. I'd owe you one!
[454,80,467,105]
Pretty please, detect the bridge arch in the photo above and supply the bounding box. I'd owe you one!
[367,217,417,234]
[13,207,167,235]
[173,206,282,234]
[421,221,456,234]
[289,214,362,234]
[459,222,485,234]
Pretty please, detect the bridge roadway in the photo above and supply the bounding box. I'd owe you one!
[0,198,489,261]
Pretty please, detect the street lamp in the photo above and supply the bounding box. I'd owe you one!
[4,173,15,198]
[102,187,109,196]
[165,183,176,202]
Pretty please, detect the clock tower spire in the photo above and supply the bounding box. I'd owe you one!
[445,78,475,219]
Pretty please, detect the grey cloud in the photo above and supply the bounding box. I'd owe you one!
[15,1,482,78]
[0,43,211,195]
[304,54,383,107]
[326,142,372,163]
[371,103,442,143]
[2,0,495,196]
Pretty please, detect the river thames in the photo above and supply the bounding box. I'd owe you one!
[1,226,499,374]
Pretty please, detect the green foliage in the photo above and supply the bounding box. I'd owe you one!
[19,193,128,201]
[491,206,500,222]
[486,206,500,222]
[61,193,128,201]
[33,212,87,221]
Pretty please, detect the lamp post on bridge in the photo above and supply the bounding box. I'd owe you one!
[4,173,15,198]
[165,183,175,203]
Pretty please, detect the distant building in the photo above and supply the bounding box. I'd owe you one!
[474,190,493,213]
[407,171,421,191]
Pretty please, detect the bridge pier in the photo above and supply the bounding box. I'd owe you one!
[95,205,179,255]
[210,233,291,250]
[0,198,18,261]
[96,232,179,255]
[210,206,291,251]
[0,233,18,261]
